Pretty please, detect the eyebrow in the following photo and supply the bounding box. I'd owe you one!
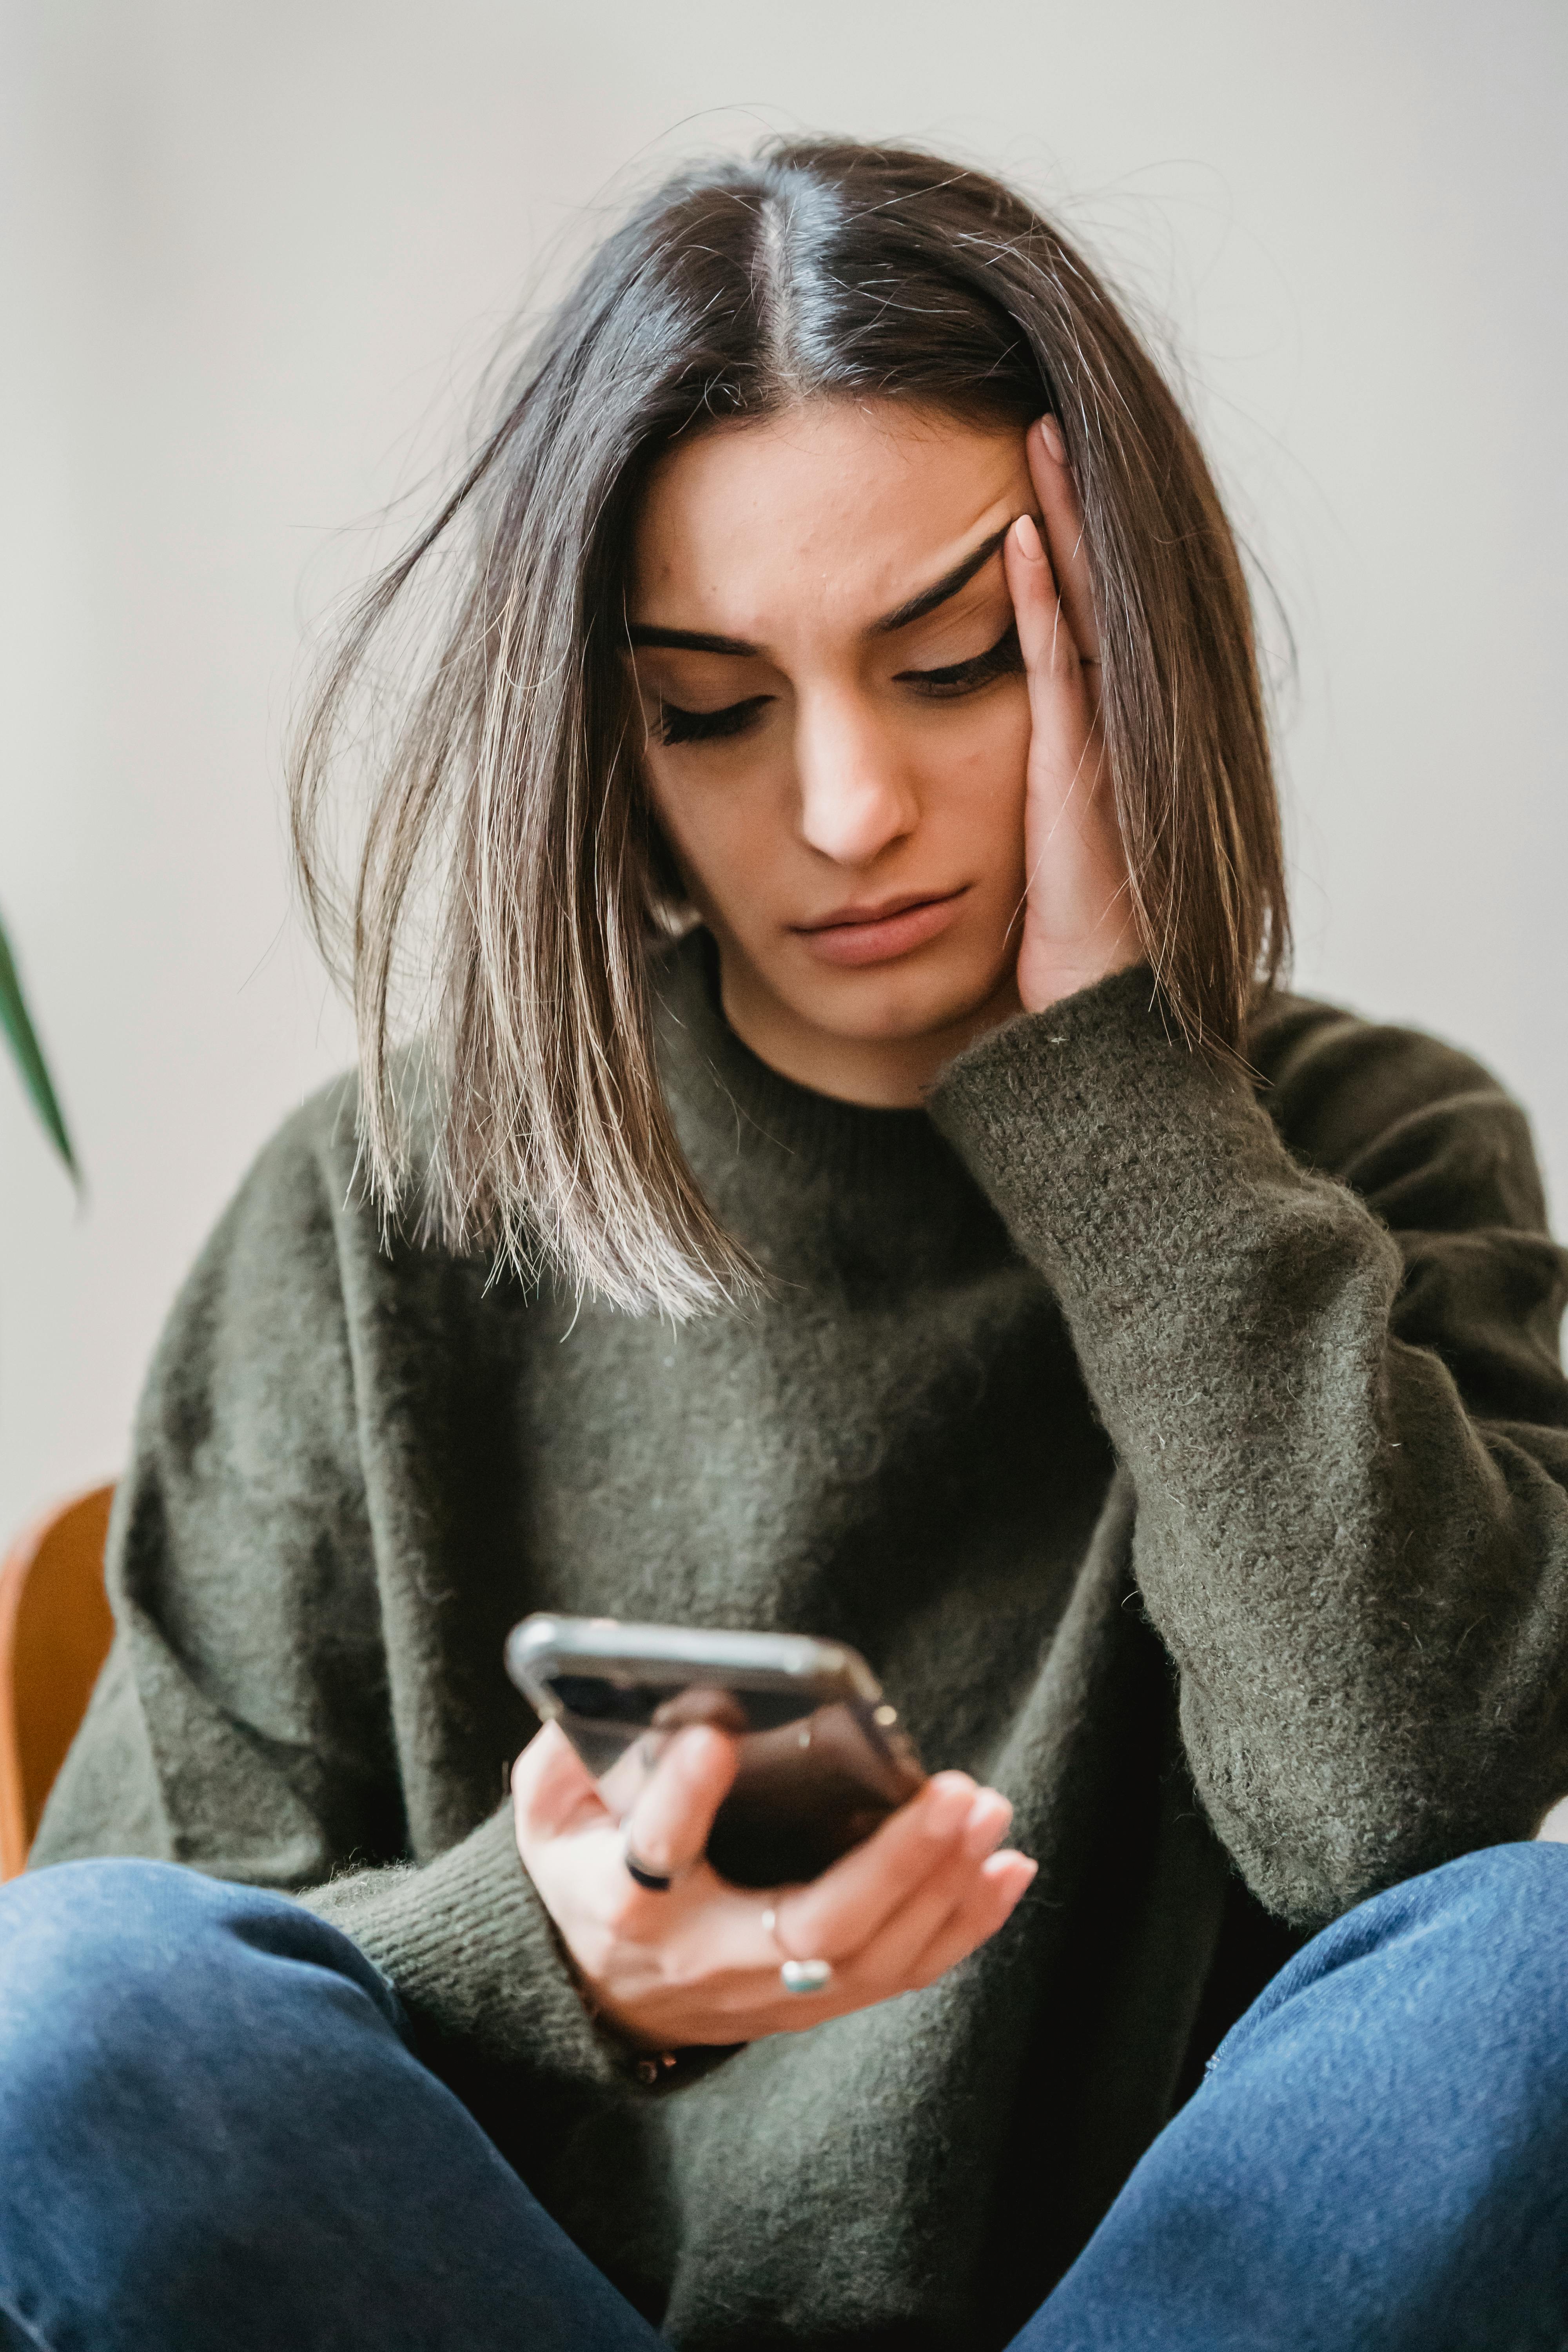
[625,520,1015,657]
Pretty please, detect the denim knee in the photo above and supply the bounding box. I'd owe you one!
[1213,1840,1568,2145]
[1247,1840,1568,2016]
[0,1867,593,2351]
[0,1858,402,2159]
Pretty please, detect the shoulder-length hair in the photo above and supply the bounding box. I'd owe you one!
[290,137,1289,1318]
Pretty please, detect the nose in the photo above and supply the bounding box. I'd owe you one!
[794,692,920,867]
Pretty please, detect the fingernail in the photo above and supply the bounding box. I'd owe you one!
[987,1851,1038,1897]
[964,1793,1013,1856]
[671,1724,725,1769]
[1012,514,1045,562]
[925,1778,974,1835]
[1037,415,1067,464]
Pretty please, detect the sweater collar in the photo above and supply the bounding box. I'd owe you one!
[652,927,983,1213]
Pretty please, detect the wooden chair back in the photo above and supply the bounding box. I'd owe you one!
[0,1483,115,1879]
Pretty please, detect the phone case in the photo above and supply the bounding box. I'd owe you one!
[506,1614,926,1887]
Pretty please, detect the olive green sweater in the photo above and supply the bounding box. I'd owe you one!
[33,934,1568,2349]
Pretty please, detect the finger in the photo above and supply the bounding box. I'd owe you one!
[511,1721,610,1840]
[613,1837,1028,2047]
[771,1772,980,1961]
[847,1797,1017,1983]
[742,1848,1033,2038]
[621,1724,740,1880]
[1004,515,1104,833]
[1027,415,1101,664]
[1004,511,1082,701]
[904,1851,1038,1991]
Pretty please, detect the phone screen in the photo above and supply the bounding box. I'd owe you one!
[538,1672,920,1887]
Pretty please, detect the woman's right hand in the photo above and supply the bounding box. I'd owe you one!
[512,1721,1036,2053]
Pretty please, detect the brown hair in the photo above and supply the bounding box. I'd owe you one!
[290,137,1289,1316]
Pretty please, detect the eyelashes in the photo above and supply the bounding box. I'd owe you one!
[657,695,774,748]
[653,621,1025,748]
[895,620,1024,699]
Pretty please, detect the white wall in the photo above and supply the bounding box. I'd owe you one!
[2,0,1564,1530]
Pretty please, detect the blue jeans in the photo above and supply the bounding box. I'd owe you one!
[0,1849,1564,2351]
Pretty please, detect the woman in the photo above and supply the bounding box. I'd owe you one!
[9,138,1568,2351]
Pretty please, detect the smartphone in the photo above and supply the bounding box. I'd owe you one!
[505,1614,927,1889]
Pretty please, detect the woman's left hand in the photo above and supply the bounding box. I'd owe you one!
[1004,417,1142,1014]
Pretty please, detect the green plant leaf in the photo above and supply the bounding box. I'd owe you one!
[0,910,78,1180]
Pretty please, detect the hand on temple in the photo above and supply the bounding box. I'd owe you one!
[1006,416,1142,1015]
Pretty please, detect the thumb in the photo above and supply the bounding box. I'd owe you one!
[512,1720,609,1839]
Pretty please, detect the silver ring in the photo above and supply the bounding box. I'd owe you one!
[780,1958,834,1995]
[762,1906,833,1995]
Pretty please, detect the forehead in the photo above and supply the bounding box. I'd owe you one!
[629,402,1029,638]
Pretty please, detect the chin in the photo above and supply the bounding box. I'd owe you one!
[799,954,1013,1045]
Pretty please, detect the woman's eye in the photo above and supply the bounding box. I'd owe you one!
[898,622,1025,700]
[656,695,773,747]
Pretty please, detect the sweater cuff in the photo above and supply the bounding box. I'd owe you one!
[927,964,1269,1300]
[299,1805,620,2087]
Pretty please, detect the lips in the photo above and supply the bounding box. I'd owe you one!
[803,889,951,930]
[792,886,968,969]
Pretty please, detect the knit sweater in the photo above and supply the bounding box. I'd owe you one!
[33,932,1568,2349]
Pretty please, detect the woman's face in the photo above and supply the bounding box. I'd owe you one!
[627,401,1038,1105]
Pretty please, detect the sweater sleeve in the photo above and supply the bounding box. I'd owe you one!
[28,1091,620,2090]
[928,967,1568,1928]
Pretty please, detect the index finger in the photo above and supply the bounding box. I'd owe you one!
[621,1723,741,1881]
[1027,416,1101,665]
